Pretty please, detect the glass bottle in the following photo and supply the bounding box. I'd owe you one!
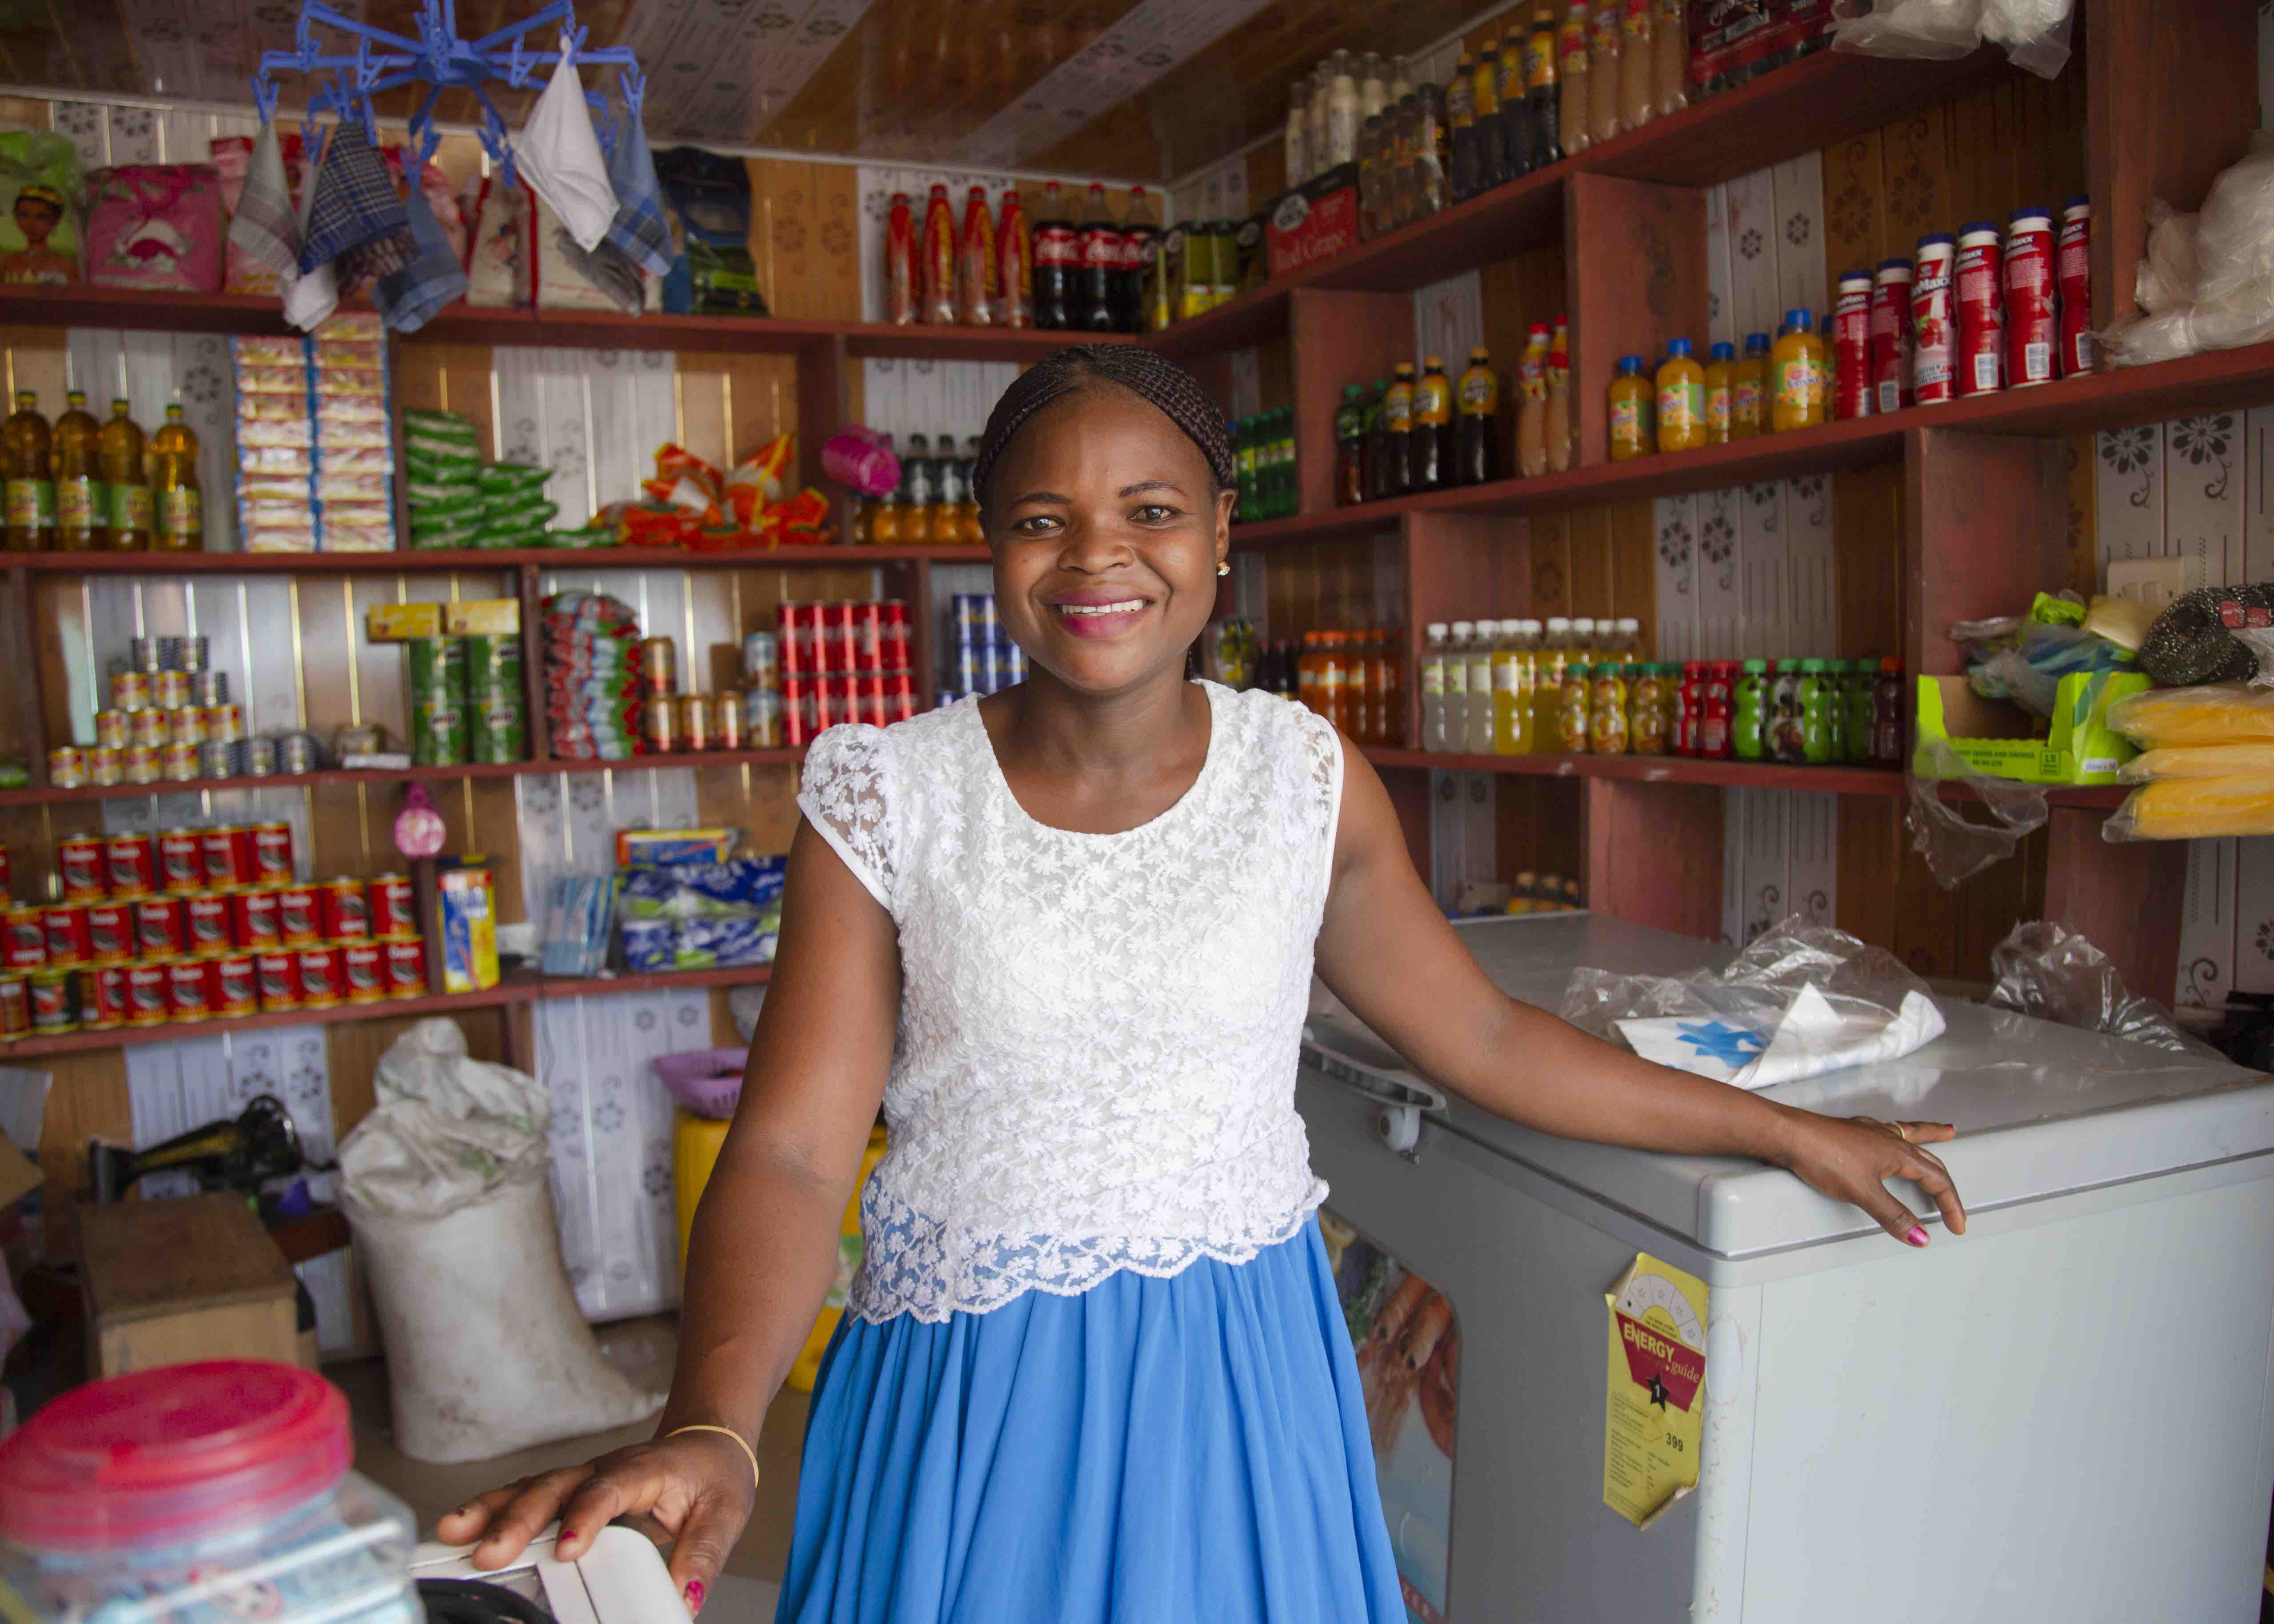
[1378,362,1416,497]
[1465,619,1497,753]
[1447,51,1480,204]
[1388,55,1414,102]
[1421,622,1450,752]
[150,404,202,552]
[1456,345,1500,486]
[1559,3,1593,158]
[1589,1,1622,147]
[99,399,149,550]
[1442,621,1473,753]
[1307,66,1332,184]
[1334,384,1367,506]
[1409,356,1452,492]
[1417,83,1450,218]
[1,391,52,551]
[1285,84,1309,190]
[1391,95,1419,228]
[1359,52,1389,122]
[1327,50,1361,168]
[52,389,100,552]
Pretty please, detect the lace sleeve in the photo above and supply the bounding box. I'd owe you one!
[796,724,896,912]
[1289,703,1346,900]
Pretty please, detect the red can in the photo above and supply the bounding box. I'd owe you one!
[881,601,912,672]
[277,884,320,945]
[2,906,46,970]
[2002,207,2056,390]
[2058,195,2093,377]
[883,670,917,725]
[884,191,917,325]
[0,972,26,1039]
[1832,269,1873,421]
[369,873,417,939]
[229,885,281,948]
[158,828,204,894]
[104,832,156,898]
[819,602,857,676]
[255,949,300,1011]
[28,970,73,1033]
[184,892,232,952]
[167,956,215,1021]
[853,672,886,729]
[1954,221,2003,397]
[125,961,171,1026]
[1910,233,1957,405]
[57,835,107,902]
[319,877,368,941]
[1869,259,1915,416]
[83,963,128,1029]
[250,820,294,881]
[852,600,883,671]
[296,943,342,1008]
[133,895,187,959]
[42,905,90,967]
[383,936,427,998]
[84,902,132,964]
[774,602,811,676]
[212,951,257,1017]
[816,676,855,732]
[200,824,257,888]
[343,941,387,1004]
[781,676,812,748]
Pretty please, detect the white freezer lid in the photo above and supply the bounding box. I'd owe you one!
[1303,913,2274,1257]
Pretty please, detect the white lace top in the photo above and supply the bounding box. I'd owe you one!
[795,681,1344,1325]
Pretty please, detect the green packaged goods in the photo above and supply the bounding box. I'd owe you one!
[401,407,477,439]
[479,492,558,525]
[1798,659,1836,763]
[462,635,523,695]
[474,527,552,550]
[405,636,467,704]
[1732,659,1769,760]
[407,478,482,508]
[471,697,527,764]
[411,506,485,540]
[410,698,468,766]
[411,524,482,551]
[547,526,614,548]
[404,442,483,478]
[475,462,552,495]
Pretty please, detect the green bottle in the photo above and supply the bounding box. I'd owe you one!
[1234,417,1257,521]
[1334,384,1366,506]
[1844,656,1878,762]
[1798,658,1835,763]
[1732,658,1770,760]
[1822,658,1850,761]
[1273,408,1298,517]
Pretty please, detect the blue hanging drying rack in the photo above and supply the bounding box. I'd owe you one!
[252,0,645,187]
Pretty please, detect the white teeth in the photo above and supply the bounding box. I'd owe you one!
[1058,600,1145,617]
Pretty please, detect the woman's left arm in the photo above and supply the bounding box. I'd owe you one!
[1313,746,1966,1246]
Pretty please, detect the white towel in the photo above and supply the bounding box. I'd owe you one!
[510,42,618,252]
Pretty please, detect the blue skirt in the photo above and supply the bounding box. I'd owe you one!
[775,1224,1405,1624]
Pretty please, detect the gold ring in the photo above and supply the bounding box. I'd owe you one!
[1893,1123,1912,1143]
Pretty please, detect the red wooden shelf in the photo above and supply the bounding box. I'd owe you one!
[7,544,973,576]
[1362,747,2129,807]
[0,963,773,1060]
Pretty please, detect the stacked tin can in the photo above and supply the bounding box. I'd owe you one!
[47,636,288,790]
[0,826,430,1042]
[405,634,525,766]
[774,601,917,747]
[937,594,1026,706]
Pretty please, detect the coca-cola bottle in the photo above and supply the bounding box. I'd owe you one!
[1032,180,1076,330]
[1118,184,1157,333]
[1077,183,1121,332]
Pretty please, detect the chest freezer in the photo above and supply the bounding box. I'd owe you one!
[1301,914,2274,1624]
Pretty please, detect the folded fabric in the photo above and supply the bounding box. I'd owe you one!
[603,108,673,276]
[511,42,617,252]
[554,229,643,313]
[299,118,411,276]
[227,118,300,283]
[1618,984,1947,1091]
[377,178,469,332]
[282,123,338,331]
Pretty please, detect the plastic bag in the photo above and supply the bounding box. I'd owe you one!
[1904,736,2049,887]
[2104,774,2274,840]
[339,1016,550,1220]
[1830,0,2072,76]
[2119,740,2274,782]
[2107,681,2274,748]
[1986,921,2220,1056]
[2103,134,2274,365]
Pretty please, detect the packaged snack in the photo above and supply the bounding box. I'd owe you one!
[236,364,313,395]
[322,521,396,553]
[312,339,386,370]
[616,830,740,867]
[238,418,314,448]
[316,473,393,503]
[2119,741,2274,782]
[237,444,315,474]
[476,462,552,496]
[316,445,392,476]
[461,174,532,308]
[654,146,769,315]
[403,408,478,442]
[0,131,82,285]
[242,472,318,500]
[244,526,318,553]
[2106,775,2274,841]
[2106,683,2274,749]
[315,393,390,424]
[317,420,392,450]
[235,336,307,366]
[83,164,225,292]
[727,433,793,512]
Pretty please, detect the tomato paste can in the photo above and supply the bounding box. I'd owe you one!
[852,600,883,670]
[86,747,121,786]
[84,902,132,965]
[881,601,912,672]
[167,956,214,1021]
[153,669,190,710]
[212,951,257,1017]
[125,961,171,1026]
[133,895,186,958]
[1910,233,1957,405]
[855,672,887,729]
[110,669,150,712]
[93,709,128,750]
[1869,259,1914,415]
[205,703,245,744]
[0,972,27,1039]
[1953,221,2004,397]
[774,601,809,676]
[184,892,232,952]
[200,824,256,888]
[56,835,106,901]
[883,670,917,725]
[47,747,85,789]
[158,828,203,892]
[128,705,165,748]
[251,820,294,881]
[295,943,341,1008]
[369,873,417,939]
[42,905,89,967]
[1831,270,1873,420]
[104,832,156,898]
[342,940,387,1004]
[230,884,281,948]
[1,907,45,970]
[167,706,206,748]
[160,742,199,781]
[2002,206,2056,390]
[383,936,426,998]
[318,877,367,940]
[277,883,319,945]
[83,963,128,1030]
[255,949,300,1010]
[123,744,161,784]
[780,677,811,748]
[2058,194,2093,376]
[28,968,74,1034]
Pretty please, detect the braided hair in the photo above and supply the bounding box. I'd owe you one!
[970,344,1236,523]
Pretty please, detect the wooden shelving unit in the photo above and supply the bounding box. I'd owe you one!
[4,544,985,575]
[1360,747,2128,806]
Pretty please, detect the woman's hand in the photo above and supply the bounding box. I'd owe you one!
[1769,1111,1967,1246]
[432,1429,757,1615]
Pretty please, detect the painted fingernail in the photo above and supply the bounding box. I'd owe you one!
[685,1578,706,1614]
[1905,1226,1929,1247]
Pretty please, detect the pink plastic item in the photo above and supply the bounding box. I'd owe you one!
[394,782,447,859]
[83,164,225,293]
[0,1360,350,1550]
[654,1047,750,1117]
[821,425,901,496]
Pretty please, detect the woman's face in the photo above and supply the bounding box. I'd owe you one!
[986,384,1232,699]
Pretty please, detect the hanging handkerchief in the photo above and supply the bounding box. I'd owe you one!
[511,41,617,252]
[376,179,469,333]
[603,108,672,276]
[227,118,300,283]
[298,118,410,275]
[283,124,339,331]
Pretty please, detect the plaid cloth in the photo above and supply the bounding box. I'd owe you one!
[226,118,300,282]
[556,231,644,314]
[604,113,673,277]
[377,181,468,333]
[298,118,410,276]
[512,47,617,252]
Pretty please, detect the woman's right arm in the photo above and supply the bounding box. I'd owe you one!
[433,817,900,1610]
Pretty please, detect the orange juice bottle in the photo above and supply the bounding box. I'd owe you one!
[1770,307,1825,432]
[1702,340,1735,445]
[1730,332,1769,439]
[1654,338,1705,452]
[1607,355,1653,461]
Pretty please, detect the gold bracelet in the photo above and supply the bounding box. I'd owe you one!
[664,1424,760,1488]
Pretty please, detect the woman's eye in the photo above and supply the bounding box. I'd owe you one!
[1132,504,1177,523]
[1010,514,1062,535]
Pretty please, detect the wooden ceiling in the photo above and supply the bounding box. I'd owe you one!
[0,0,1489,181]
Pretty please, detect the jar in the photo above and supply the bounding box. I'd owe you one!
[0,1361,420,1623]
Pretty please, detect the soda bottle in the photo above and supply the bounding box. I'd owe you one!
[150,404,201,553]
[996,188,1032,328]
[1456,345,1499,485]
[1465,620,1497,753]
[1546,317,1573,473]
[1273,408,1298,516]
[883,192,917,324]
[1208,219,1237,308]
[1768,660,1806,762]
[1516,322,1551,478]
[1558,2,1592,158]
[1033,181,1077,330]
[867,436,901,544]
[1409,356,1452,492]
[2,391,52,551]
[100,400,148,550]
[1334,385,1366,506]
[1844,657,1877,763]
[1471,39,1509,191]
[1798,659,1835,762]
[1497,33,1531,177]
[1821,659,1850,760]
[918,184,957,324]
[932,430,965,543]
[961,438,987,542]
[1446,54,1479,203]
[52,388,101,552]
[1532,616,1569,751]
[1120,185,1157,332]
[1077,183,1121,332]
[1377,362,1415,497]
[956,185,996,326]
[898,432,933,543]
[1872,656,1907,767]
[1525,7,1564,171]
[1493,618,1535,754]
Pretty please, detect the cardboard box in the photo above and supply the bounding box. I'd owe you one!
[79,1192,306,1376]
[367,602,444,641]
[1912,670,2150,785]
[444,598,522,636]
[1265,165,1361,280]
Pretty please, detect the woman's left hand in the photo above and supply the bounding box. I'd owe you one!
[1771,1112,1967,1247]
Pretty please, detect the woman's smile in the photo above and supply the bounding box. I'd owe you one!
[1049,588,1156,637]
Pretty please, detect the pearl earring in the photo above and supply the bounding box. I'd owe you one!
[1217,561,1230,576]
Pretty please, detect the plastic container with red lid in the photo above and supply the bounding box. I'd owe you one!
[0,1360,420,1622]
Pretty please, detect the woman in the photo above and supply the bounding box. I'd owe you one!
[443,346,1966,1622]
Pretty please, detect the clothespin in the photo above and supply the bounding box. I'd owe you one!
[504,34,538,87]
[620,62,646,116]
[558,20,589,59]
[252,70,281,124]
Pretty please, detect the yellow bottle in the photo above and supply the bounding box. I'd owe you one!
[1588,661,1629,754]
[150,404,202,553]
[1731,333,1768,440]
[1556,656,1593,752]
[1,391,52,551]
[1702,340,1734,446]
[98,399,149,550]
[1607,354,1653,461]
[52,390,101,552]
[1532,615,1569,752]
[1770,306,1825,432]
[1492,617,1535,755]
[1654,338,1705,453]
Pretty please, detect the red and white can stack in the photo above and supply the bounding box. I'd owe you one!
[773,600,917,748]
[1895,196,2092,415]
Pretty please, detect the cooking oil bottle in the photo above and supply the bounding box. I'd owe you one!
[2,391,52,551]
[52,390,100,551]
[99,399,149,550]
[150,404,202,552]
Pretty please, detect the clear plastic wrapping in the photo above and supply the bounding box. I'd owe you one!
[2107,682,2274,748]
[1905,736,2050,887]
[2104,775,2274,840]
[2102,133,2274,366]
[1986,921,2219,1056]
[1830,0,2073,76]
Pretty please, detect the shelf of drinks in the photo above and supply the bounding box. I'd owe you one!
[0,748,812,807]
[1230,336,2274,548]
[1362,745,2128,806]
[4,544,980,576]
[0,961,775,1060]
